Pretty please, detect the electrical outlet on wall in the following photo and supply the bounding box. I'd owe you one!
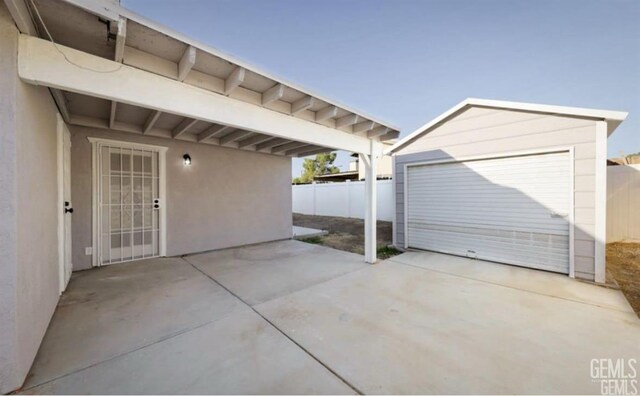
[85,247,93,256]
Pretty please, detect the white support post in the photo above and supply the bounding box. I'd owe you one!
[362,140,380,264]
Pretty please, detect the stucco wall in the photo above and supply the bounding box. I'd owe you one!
[0,4,61,392]
[0,4,19,392]
[70,127,293,270]
[394,106,600,280]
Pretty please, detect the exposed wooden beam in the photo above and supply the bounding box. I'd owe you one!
[50,89,70,123]
[114,17,127,62]
[336,114,360,128]
[143,110,162,134]
[378,130,400,141]
[172,118,199,138]
[237,134,274,148]
[291,96,314,115]
[367,126,390,138]
[353,120,375,133]
[224,66,245,95]
[315,106,338,122]
[197,125,231,142]
[19,35,372,154]
[220,129,252,146]
[271,141,309,154]
[178,45,196,82]
[284,144,316,156]
[256,138,289,151]
[69,114,143,134]
[297,147,332,157]
[109,101,117,129]
[262,84,284,105]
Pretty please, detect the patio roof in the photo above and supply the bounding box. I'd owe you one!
[11,0,400,156]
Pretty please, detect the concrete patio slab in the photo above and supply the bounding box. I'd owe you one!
[256,259,640,394]
[390,251,635,313]
[183,240,367,306]
[23,309,354,395]
[24,257,248,388]
[293,225,328,239]
[20,241,640,394]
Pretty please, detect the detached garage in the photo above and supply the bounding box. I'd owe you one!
[389,99,627,283]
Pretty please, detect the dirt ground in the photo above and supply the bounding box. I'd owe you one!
[292,214,399,259]
[606,242,640,317]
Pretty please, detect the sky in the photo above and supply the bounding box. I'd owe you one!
[123,0,640,178]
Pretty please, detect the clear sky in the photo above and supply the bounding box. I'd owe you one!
[123,0,640,177]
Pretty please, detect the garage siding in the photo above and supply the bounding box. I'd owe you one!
[394,107,598,280]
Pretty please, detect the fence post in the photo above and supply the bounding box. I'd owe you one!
[346,180,351,218]
[312,181,316,216]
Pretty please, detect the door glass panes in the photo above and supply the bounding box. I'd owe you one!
[99,145,160,265]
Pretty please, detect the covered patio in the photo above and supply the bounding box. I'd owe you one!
[13,0,400,265]
[1,0,402,392]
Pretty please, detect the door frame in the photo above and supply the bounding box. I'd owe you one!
[89,137,168,267]
[403,146,575,277]
[56,114,72,293]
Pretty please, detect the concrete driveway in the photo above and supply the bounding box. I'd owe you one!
[21,240,640,394]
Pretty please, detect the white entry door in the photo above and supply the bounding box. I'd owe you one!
[91,138,167,266]
[406,151,572,274]
[58,115,73,293]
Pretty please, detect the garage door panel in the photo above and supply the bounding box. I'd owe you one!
[409,218,569,235]
[409,226,570,254]
[411,210,569,226]
[408,229,569,272]
[406,151,570,274]
[411,167,569,181]
[408,218,569,236]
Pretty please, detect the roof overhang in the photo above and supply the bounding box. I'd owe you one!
[388,98,628,154]
[8,0,400,156]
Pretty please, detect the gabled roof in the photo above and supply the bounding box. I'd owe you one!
[388,98,628,154]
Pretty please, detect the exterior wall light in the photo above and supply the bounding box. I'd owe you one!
[183,154,192,166]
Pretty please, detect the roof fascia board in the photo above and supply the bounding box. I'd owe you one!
[388,98,628,155]
[58,0,120,21]
[18,34,372,154]
[466,98,628,124]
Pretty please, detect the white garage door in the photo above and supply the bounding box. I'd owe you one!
[406,151,571,273]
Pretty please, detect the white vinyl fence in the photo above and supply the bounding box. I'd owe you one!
[607,165,640,242]
[292,180,394,221]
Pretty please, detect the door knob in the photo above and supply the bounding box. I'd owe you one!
[65,207,74,214]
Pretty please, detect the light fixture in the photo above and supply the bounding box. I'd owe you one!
[183,154,192,166]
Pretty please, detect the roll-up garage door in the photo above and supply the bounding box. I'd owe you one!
[406,151,571,273]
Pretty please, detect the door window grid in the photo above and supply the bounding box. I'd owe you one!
[99,145,160,265]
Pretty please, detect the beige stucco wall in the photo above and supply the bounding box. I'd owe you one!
[0,5,19,392]
[394,106,600,280]
[0,4,61,392]
[70,127,293,270]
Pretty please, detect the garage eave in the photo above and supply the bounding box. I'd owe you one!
[387,98,629,155]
